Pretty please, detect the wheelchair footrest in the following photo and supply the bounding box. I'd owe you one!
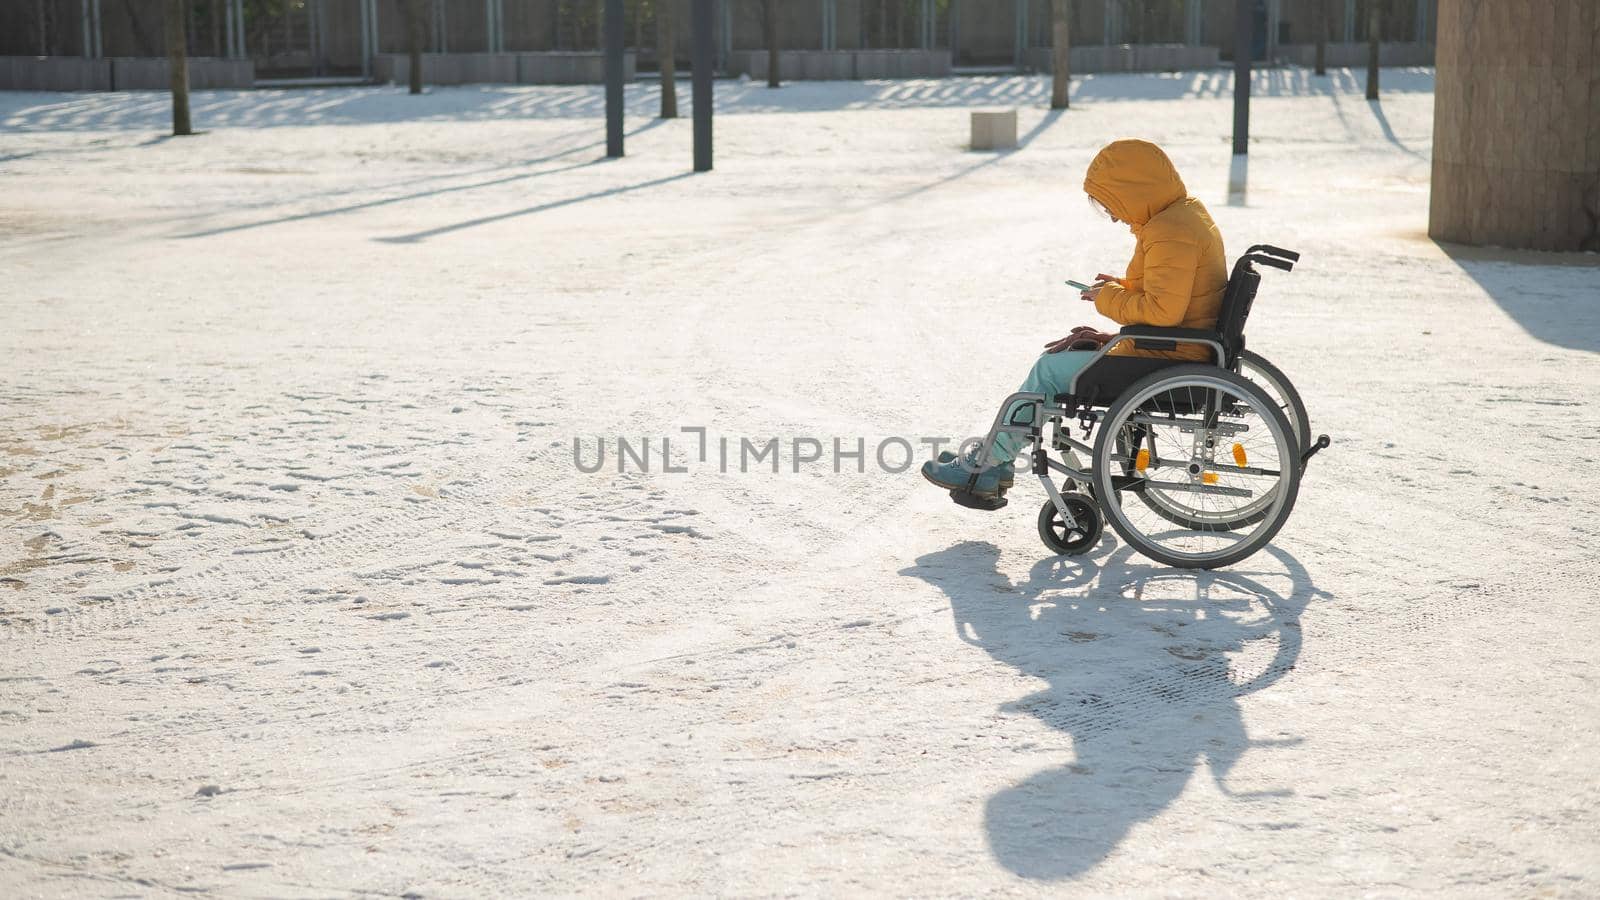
[949,489,1009,512]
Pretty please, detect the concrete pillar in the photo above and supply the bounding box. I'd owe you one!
[1185,0,1204,46]
[1341,0,1354,42]
[1428,0,1600,251]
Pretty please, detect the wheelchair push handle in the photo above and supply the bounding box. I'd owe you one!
[1245,244,1301,263]
[1235,244,1298,274]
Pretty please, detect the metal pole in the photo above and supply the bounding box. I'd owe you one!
[692,0,713,172]
[1014,0,1026,70]
[91,0,102,57]
[605,0,623,157]
[1232,0,1251,156]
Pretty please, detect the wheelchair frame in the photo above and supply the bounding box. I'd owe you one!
[949,244,1332,568]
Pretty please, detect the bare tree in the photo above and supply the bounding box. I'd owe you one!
[764,0,780,88]
[34,0,48,55]
[407,0,424,94]
[1050,0,1070,109]
[1314,0,1327,76]
[1365,0,1380,100]
[166,0,192,135]
[659,0,678,118]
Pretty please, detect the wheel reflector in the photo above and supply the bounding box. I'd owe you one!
[1201,472,1220,484]
[1135,449,1150,471]
[1232,443,1247,467]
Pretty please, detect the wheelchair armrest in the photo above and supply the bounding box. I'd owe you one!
[1104,327,1227,364]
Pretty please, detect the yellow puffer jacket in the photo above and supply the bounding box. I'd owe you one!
[1084,140,1228,361]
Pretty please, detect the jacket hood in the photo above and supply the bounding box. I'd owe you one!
[1083,140,1187,229]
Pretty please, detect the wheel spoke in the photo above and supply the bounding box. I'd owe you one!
[1093,369,1299,568]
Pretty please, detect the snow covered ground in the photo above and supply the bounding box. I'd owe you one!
[2,68,1598,897]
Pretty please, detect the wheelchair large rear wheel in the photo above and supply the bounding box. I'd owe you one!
[1116,350,1309,531]
[1238,350,1311,454]
[1092,366,1300,570]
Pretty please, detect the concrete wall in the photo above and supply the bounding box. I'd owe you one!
[1026,43,1221,74]
[107,57,255,89]
[375,51,636,86]
[728,48,951,81]
[1429,0,1600,251]
[1276,40,1434,67]
[0,56,109,90]
[0,55,253,90]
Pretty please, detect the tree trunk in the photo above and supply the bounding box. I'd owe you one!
[1050,0,1069,109]
[34,0,48,55]
[764,0,779,88]
[1314,0,1327,75]
[166,0,192,135]
[407,0,424,94]
[659,0,678,118]
[1365,0,1379,100]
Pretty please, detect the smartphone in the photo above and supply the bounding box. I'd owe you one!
[1065,279,1094,291]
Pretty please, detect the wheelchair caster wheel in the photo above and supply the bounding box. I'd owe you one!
[1038,494,1101,555]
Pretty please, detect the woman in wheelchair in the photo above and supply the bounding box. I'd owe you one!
[920,140,1328,569]
[922,139,1228,497]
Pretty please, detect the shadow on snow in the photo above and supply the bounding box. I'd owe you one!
[1439,242,1600,354]
[900,538,1327,880]
[0,67,1435,133]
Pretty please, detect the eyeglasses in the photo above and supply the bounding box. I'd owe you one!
[1087,194,1117,223]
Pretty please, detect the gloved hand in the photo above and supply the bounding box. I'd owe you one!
[1044,326,1114,354]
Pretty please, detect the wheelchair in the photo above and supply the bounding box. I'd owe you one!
[949,244,1331,570]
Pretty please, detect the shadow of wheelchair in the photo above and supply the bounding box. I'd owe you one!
[900,538,1328,881]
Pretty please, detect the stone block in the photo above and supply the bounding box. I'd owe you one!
[970,109,1017,151]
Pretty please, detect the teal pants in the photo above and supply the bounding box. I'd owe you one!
[990,350,1097,464]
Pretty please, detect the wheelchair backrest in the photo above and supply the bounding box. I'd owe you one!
[1218,244,1298,365]
[1217,261,1261,363]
